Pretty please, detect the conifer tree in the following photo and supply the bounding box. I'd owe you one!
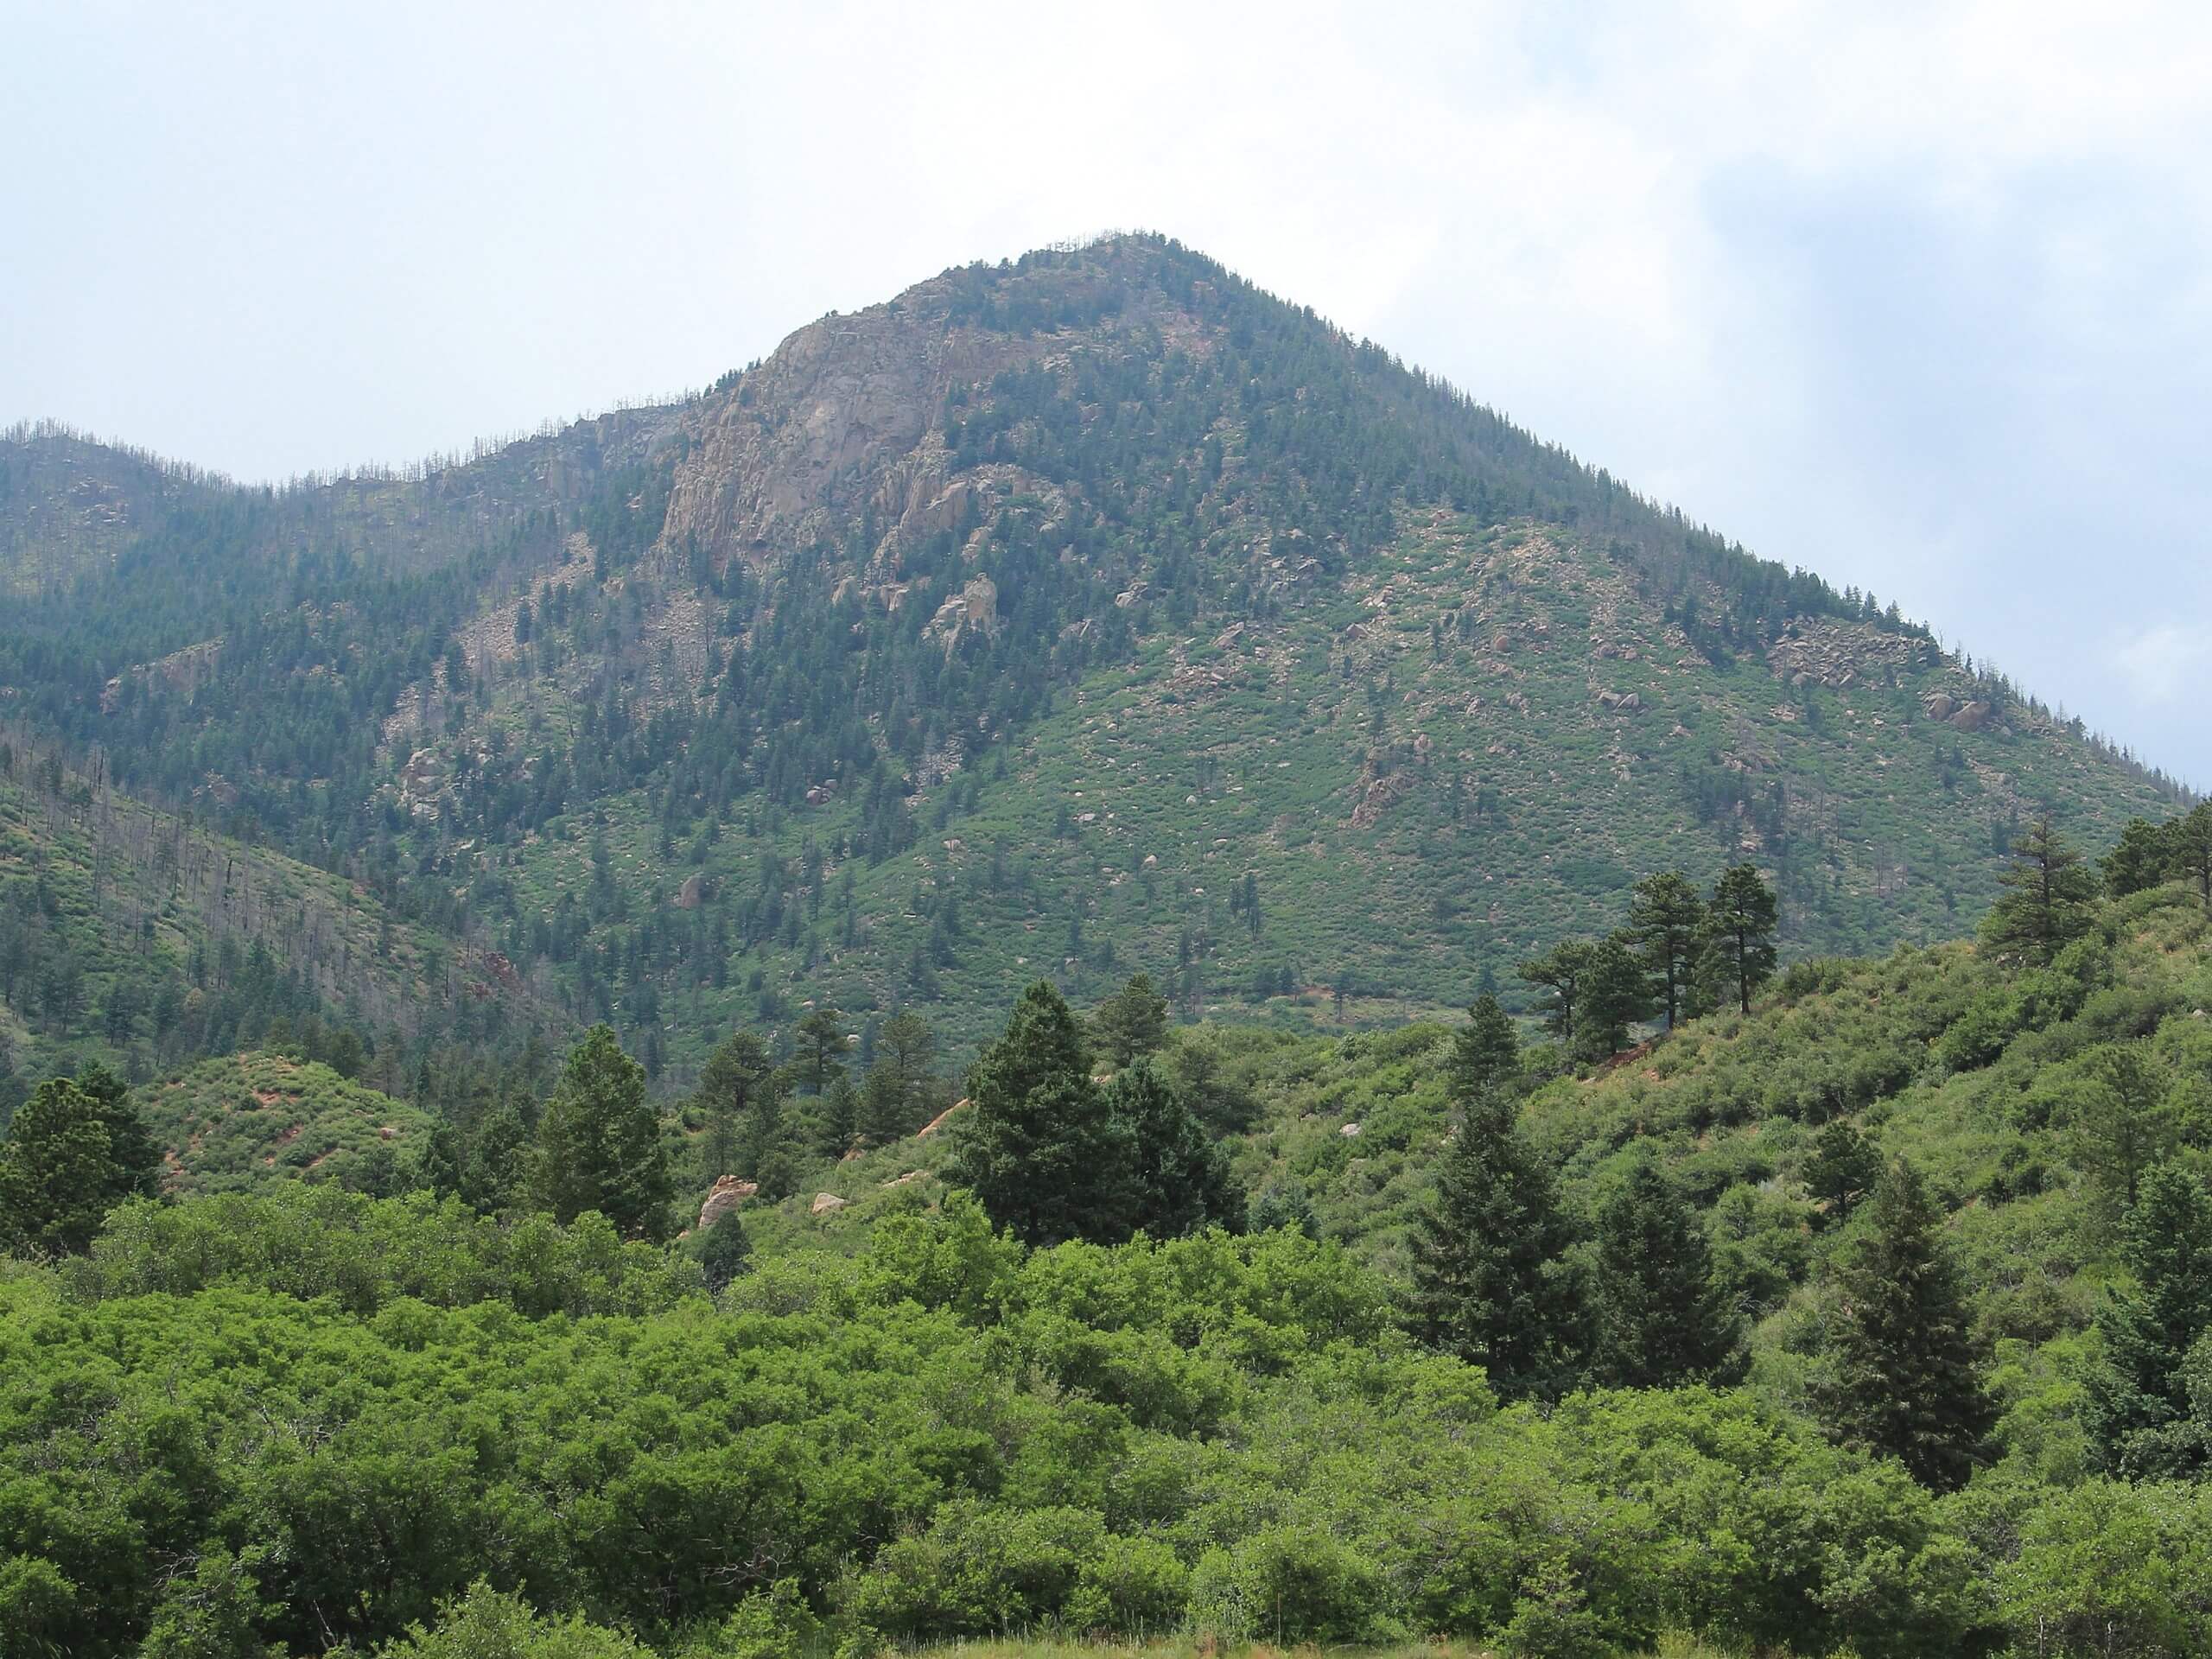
[1109,1058,1240,1240]
[1446,992,1522,1100]
[71,1063,161,1203]
[2086,1162,2212,1478]
[1576,935,1656,1062]
[1594,1154,1744,1388]
[1094,972,1171,1068]
[1816,1157,1993,1490]
[0,1078,119,1255]
[1983,816,2096,966]
[739,1079,804,1202]
[1802,1119,1883,1227]
[534,1025,672,1242]
[1517,940,1593,1048]
[2176,802,2212,912]
[696,1030,771,1179]
[1707,864,1779,1014]
[1410,1086,1591,1401]
[793,1005,849,1095]
[2101,817,2175,899]
[697,1210,753,1294]
[1628,871,1707,1028]
[462,1102,531,1214]
[952,981,1135,1247]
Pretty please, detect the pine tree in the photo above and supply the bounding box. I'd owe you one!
[697,1210,753,1294]
[462,1102,531,1214]
[2086,1162,2212,1478]
[1446,992,1522,1100]
[0,1078,119,1255]
[1248,1177,1320,1238]
[1802,1119,1882,1227]
[2175,802,2212,912]
[1983,816,2096,966]
[1628,871,1706,1028]
[1707,864,1779,1014]
[1093,972,1170,1068]
[534,1025,672,1241]
[1575,935,1656,1062]
[1594,1154,1744,1388]
[739,1080,804,1202]
[1109,1058,1240,1240]
[1409,1087,1590,1401]
[71,1062,161,1203]
[1518,939,1593,1049]
[1816,1157,1993,1490]
[696,1030,772,1179]
[793,1005,849,1095]
[952,981,1135,1247]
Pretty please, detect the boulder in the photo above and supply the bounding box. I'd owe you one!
[810,1192,849,1216]
[697,1176,759,1230]
[1949,700,1993,733]
[1339,1122,1363,1138]
[1924,692,1958,721]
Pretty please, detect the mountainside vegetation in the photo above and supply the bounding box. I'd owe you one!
[1,830,2210,1654]
[0,238,2190,1089]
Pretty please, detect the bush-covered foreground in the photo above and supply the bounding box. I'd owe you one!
[3,1187,2209,1658]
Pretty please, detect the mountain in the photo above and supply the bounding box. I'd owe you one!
[0,236,2188,1077]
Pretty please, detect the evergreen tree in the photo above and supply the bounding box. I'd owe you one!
[1248,1177,1320,1239]
[71,1062,162,1203]
[1576,935,1656,1062]
[1517,940,1593,1049]
[1108,1058,1240,1240]
[738,1079,804,1202]
[696,1210,753,1294]
[2086,1162,2212,1478]
[0,1078,118,1256]
[1628,871,1707,1028]
[534,1025,672,1241]
[861,1011,938,1141]
[1409,1086,1591,1401]
[2066,1043,2180,1217]
[1802,1119,1882,1227]
[1983,817,2096,966]
[1815,1157,1993,1491]
[1594,1154,1744,1388]
[793,1005,849,1095]
[952,981,1135,1247]
[1446,992,1521,1100]
[696,1030,771,1179]
[1093,972,1170,1068]
[412,1120,467,1201]
[2101,816,2176,899]
[1707,864,1780,1015]
[2175,802,2212,912]
[462,1103,531,1214]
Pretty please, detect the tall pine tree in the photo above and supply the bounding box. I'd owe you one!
[534,1026,672,1241]
[1410,1085,1590,1401]
[1815,1157,1993,1490]
[2086,1162,2212,1478]
[952,981,1135,1247]
[1628,871,1707,1029]
[1594,1153,1745,1388]
[1707,864,1779,1015]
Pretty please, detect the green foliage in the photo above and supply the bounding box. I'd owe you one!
[955,982,1133,1247]
[536,1025,671,1241]
[1986,816,2100,967]
[135,1051,432,1195]
[0,1077,123,1255]
[1706,862,1779,1015]
[1093,972,1170,1069]
[1593,1154,1744,1388]
[2087,1162,2212,1478]
[1410,1087,1591,1400]
[1815,1158,1995,1490]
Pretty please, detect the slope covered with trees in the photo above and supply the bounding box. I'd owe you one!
[0,238,2189,1083]
[3,830,2212,1654]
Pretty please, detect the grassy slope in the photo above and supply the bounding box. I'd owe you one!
[137,1051,431,1193]
[473,514,2176,1071]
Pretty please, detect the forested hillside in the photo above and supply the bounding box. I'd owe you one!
[0,237,2189,1085]
[3,830,2212,1656]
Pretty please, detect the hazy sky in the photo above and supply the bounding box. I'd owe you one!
[6,1,2209,784]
